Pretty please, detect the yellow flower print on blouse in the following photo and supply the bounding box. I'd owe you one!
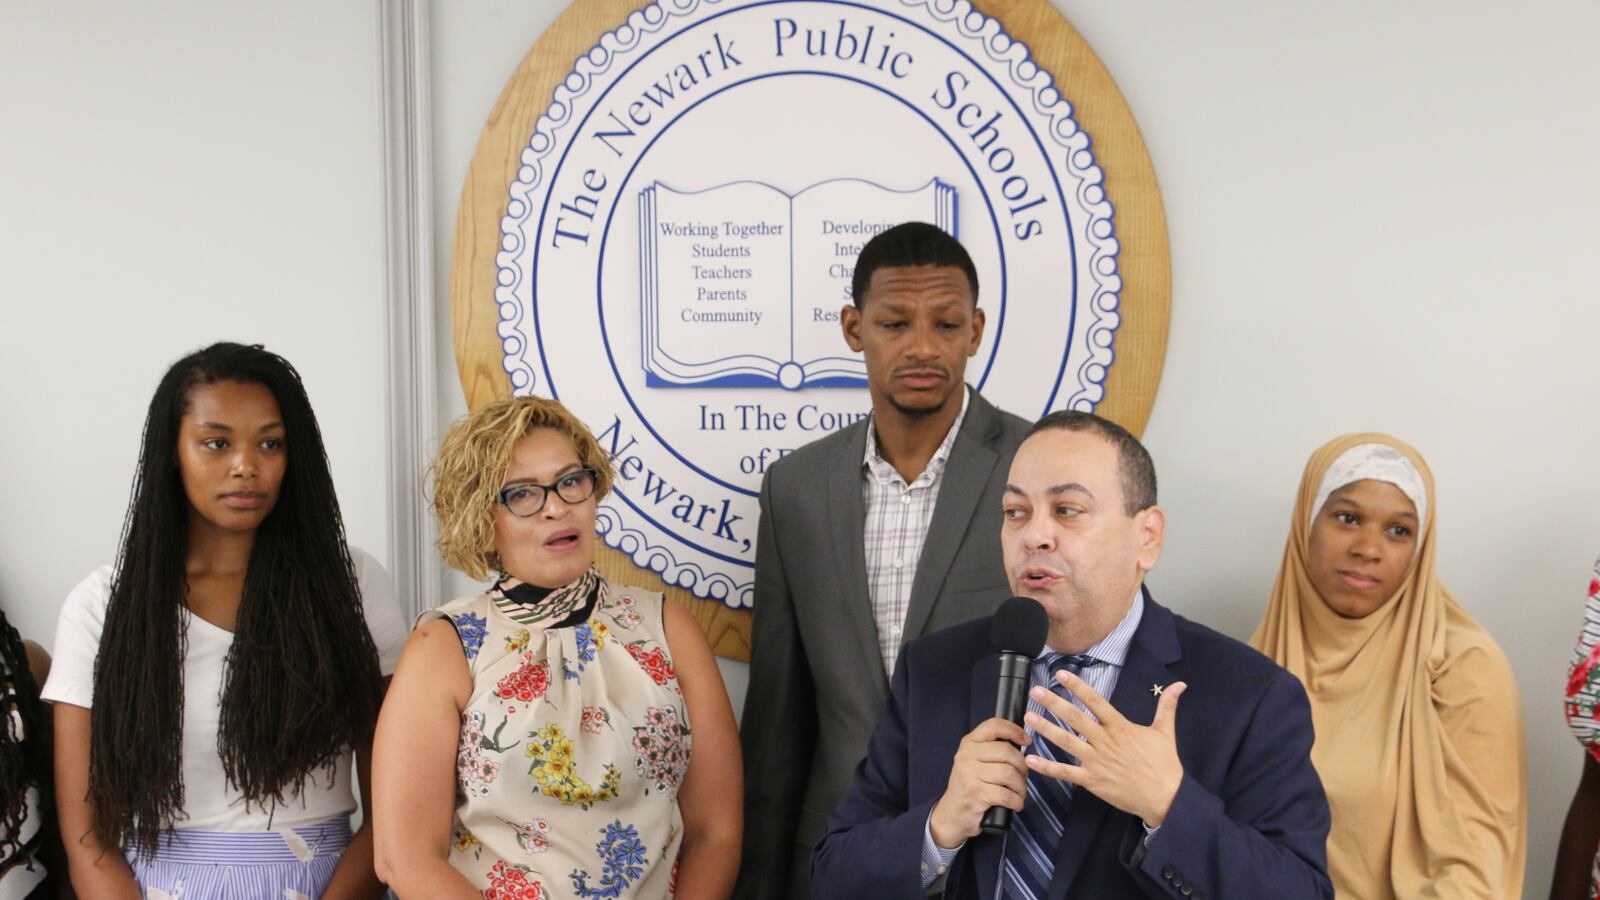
[525,722,620,809]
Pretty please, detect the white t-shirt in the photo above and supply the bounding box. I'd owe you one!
[41,546,407,832]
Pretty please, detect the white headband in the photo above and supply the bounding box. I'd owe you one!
[1310,443,1427,530]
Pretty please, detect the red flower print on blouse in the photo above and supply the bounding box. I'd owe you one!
[484,859,546,900]
[626,642,677,685]
[1569,663,1591,699]
[495,658,552,704]
[1569,644,1600,699]
[1590,578,1600,599]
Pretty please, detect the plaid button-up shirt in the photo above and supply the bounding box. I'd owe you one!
[861,387,970,677]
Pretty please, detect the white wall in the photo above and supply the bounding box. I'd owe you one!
[0,3,394,643]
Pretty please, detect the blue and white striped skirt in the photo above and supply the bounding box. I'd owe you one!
[125,815,352,899]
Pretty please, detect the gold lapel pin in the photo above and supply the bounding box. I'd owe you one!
[1150,683,1165,697]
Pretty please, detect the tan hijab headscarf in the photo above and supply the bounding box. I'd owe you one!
[1250,433,1526,900]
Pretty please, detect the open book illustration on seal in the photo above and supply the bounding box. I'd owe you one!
[638,177,957,390]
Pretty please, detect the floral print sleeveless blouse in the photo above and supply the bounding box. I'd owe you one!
[421,568,689,899]
[1565,558,1600,899]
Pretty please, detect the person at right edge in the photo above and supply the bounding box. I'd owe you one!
[1252,434,1527,900]
[735,222,1029,900]
[1553,556,1600,900]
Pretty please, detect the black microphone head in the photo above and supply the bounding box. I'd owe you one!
[990,596,1049,657]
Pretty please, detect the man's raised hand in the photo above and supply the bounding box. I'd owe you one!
[1023,670,1188,827]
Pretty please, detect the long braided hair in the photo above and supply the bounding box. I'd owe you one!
[1,608,45,858]
[89,342,385,854]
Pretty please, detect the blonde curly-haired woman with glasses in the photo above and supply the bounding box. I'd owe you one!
[373,396,741,899]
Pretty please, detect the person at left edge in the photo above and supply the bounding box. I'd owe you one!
[737,222,1029,900]
[813,411,1332,899]
[1,605,64,899]
[42,342,407,898]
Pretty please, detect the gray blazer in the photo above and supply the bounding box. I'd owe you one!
[735,388,1030,900]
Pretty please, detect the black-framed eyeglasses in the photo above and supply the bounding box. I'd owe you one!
[497,467,598,517]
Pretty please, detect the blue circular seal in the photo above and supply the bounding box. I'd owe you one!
[495,0,1122,607]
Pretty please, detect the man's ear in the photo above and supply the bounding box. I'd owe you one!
[1135,504,1166,572]
[841,302,864,352]
[968,306,986,356]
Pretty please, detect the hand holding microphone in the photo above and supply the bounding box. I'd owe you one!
[928,597,1048,848]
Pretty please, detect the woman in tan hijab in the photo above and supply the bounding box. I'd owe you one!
[1251,433,1526,899]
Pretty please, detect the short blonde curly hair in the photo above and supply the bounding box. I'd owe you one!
[430,396,613,580]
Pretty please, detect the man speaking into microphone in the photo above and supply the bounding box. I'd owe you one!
[812,411,1333,899]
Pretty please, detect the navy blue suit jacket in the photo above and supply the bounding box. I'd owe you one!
[812,591,1333,900]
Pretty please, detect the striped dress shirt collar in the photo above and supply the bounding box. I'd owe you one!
[1031,587,1146,729]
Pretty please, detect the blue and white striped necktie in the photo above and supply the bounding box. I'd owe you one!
[1000,652,1098,900]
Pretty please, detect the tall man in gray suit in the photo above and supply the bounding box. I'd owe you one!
[735,222,1030,900]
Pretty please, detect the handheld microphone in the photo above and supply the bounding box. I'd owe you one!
[981,596,1049,834]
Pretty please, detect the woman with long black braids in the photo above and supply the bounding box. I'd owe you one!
[41,342,407,898]
[2,608,61,898]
